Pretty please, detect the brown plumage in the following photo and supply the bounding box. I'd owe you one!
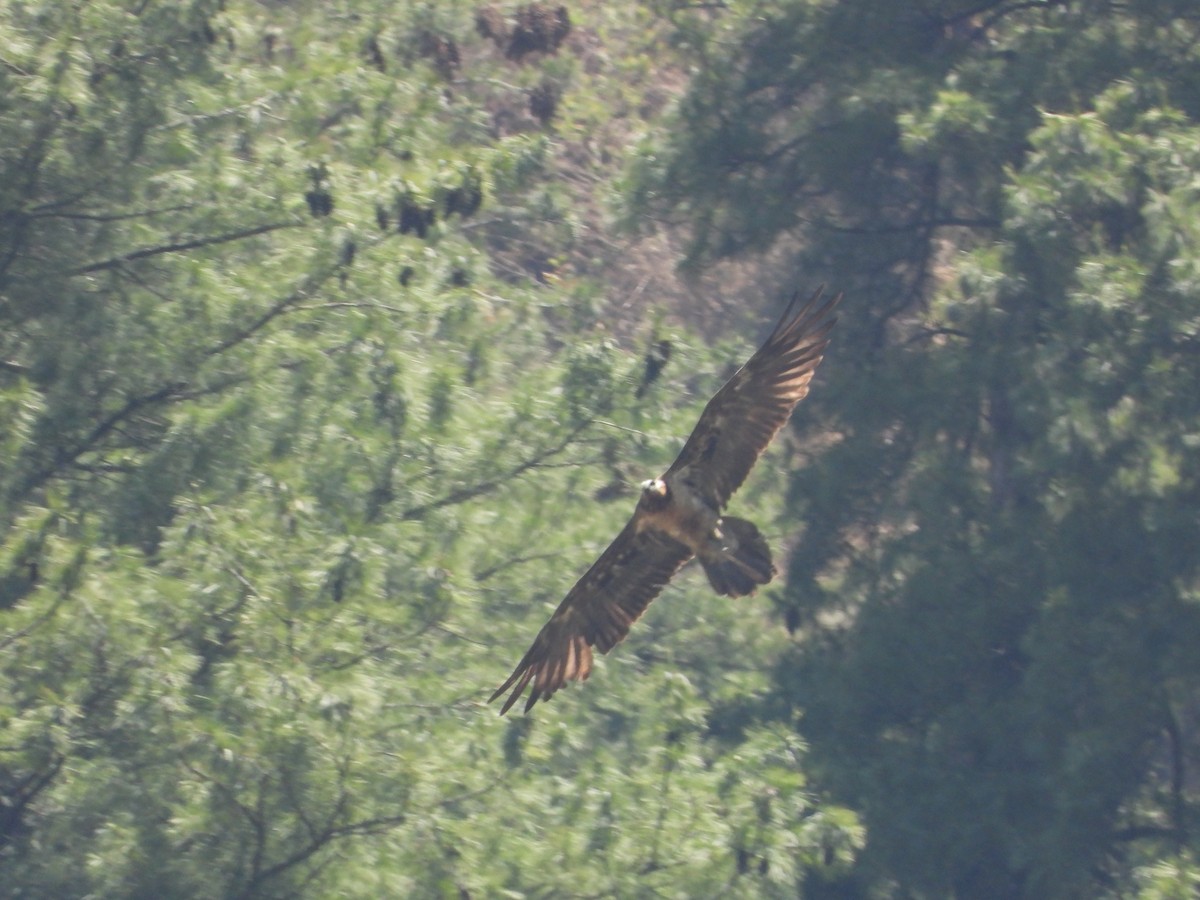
[491,288,839,714]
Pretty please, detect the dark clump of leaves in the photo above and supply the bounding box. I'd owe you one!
[635,338,671,398]
[397,194,437,238]
[0,559,39,610]
[305,188,333,217]
[417,29,460,79]
[260,28,280,60]
[475,4,509,46]
[305,162,334,217]
[364,34,386,72]
[502,716,533,768]
[506,3,570,61]
[442,169,484,219]
[528,79,560,125]
[338,236,356,268]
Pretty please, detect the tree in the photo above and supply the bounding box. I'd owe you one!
[0,0,594,893]
[634,1,1200,896]
[2,1,863,896]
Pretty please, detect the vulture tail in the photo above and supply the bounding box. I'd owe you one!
[699,516,775,598]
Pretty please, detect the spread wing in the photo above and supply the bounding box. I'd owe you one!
[665,288,839,508]
[490,519,692,714]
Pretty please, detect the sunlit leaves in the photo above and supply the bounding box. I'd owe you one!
[0,1,876,896]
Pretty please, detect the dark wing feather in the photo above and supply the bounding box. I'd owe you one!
[490,520,692,714]
[665,287,839,507]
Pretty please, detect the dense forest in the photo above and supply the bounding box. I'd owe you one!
[3,1,1200,897]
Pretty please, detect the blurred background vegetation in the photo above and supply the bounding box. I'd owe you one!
[2,1,1199,897]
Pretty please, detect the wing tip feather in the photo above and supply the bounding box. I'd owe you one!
[491,636,595,715]
[773,286,841,344]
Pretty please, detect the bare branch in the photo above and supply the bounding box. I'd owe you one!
[66,221,299,276]
[399,422,591,520]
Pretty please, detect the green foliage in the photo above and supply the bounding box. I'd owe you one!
[0,0,860,896]
[636,1,1200,897]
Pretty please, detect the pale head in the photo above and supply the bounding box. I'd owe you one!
[638,478,671,512]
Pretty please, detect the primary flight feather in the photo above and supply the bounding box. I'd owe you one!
[491,288,839,714]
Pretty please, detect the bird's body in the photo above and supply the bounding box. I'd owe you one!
[491,288,839,714]
[634,477,714,549]
[637,475,774,596]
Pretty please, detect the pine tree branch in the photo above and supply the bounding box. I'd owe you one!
[66,221,299,275]
[399,422,591,520]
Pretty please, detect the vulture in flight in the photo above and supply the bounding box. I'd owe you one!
[491,288,839,714]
